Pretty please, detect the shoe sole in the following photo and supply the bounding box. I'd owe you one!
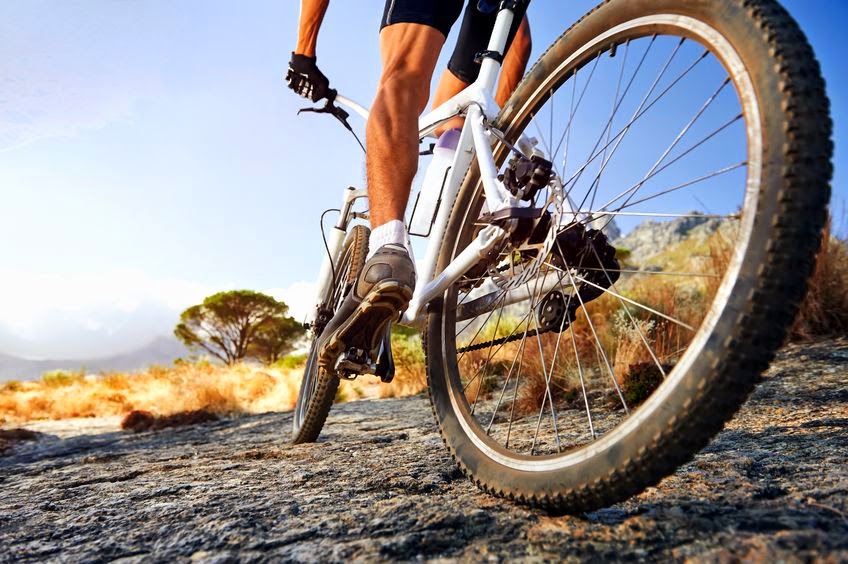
[318,280,413,372]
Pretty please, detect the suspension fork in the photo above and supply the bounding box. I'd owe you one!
[307,186,368,326]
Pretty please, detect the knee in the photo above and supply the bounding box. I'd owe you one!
[377,67,432,115]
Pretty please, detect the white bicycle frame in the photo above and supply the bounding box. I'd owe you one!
[308,6,540,330]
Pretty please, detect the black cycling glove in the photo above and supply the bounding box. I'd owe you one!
[286,53,332,102]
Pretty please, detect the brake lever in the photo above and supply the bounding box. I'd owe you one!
[298,91,354,133]
[297,90,365,153]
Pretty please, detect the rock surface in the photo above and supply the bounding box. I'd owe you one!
[1,339,846,562]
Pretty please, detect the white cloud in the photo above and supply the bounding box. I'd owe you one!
[267,281,317,324]
[0,269,213,359]
[0,271,318,360]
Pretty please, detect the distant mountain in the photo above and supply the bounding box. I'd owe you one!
[0,336,191,381]
[613,213,726,263]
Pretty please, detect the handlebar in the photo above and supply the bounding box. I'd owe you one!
[297,91,368,153]
[333,94,370,121]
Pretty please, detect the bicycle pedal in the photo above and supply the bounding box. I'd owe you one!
[334,348,377,380]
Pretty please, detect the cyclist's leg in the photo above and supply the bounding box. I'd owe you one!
[495,15,531,106]
[366,23,445,228]
[433,11,532,135]
[317,21,450,370]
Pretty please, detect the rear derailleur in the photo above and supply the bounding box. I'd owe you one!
[536,222,621,330]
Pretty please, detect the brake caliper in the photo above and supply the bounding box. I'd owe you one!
[501,154,555,203]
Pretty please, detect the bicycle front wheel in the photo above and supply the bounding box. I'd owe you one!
[292,225,369,444]
[425,0,831,510]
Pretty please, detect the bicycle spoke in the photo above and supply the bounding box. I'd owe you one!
[528,281,562,454]
[576,211,740,219]
[562,47,711,210]
[578,266,720,279]
[614,161,746,211]
[572,37,686,213]
[568,269,696,332]
[552,52,602,163]
[497,260,550,452]
[589,37,631,211]
[486,317,532,434]
[588,245,668,379]
[530,272,582,453]
[594,77,733,231]
[562,62,578,173]
[554,239,630,414]
[470,296,507,414]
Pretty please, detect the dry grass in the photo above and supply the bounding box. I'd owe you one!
[0,362,304,424]
[377,332,428,399]
[5,218,842,425]
[791,217,848,340]
[0,340,430,424]
[612,317,658,383]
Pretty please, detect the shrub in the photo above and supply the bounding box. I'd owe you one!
[0,428,43,455]
[620,362,670,406]
[1,381,22,393]
[120,409,219,433]
[41,370,85,388]
[276,354,308,370]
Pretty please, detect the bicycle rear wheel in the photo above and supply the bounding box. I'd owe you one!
[425,0,831,510]
[292,225,369,444]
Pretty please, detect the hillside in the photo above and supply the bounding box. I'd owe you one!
[612,212,727,264]
[0,336,189,381]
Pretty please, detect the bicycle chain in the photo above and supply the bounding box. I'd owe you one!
[457,290,577,353]
[457,323,561,353]
[456,225,620,353]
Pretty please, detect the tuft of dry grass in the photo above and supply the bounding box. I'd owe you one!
[612,317,658,384]
[791,217,848,340]
[378,332,428,399]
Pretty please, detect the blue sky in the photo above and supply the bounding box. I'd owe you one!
[0,0,845,360]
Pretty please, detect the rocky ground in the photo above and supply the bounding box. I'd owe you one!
[1,339,846,562]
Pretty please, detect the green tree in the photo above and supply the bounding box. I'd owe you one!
[249,316,305,364]
[174,290,304,365]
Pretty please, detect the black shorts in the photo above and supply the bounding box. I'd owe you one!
[380,1,529,84]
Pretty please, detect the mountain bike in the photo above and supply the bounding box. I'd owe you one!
[291,0,832,512]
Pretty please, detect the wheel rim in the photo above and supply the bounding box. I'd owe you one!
[441,15,762,471]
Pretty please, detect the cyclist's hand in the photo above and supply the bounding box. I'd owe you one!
[286,52,331,102]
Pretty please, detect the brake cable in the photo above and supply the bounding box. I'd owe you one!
[298,91,366,154]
